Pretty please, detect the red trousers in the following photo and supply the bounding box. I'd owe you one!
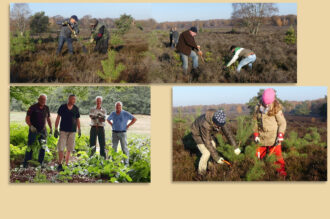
[256,145,287,176]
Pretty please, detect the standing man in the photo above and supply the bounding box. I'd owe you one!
[169,27,174,47]
[89,19,110,54]
[89,96,107,158]
[176,27,203,76]
[54,94,81,171]
[107,102,137,166]
[56,15,79,55]
[172,27,179,48]
[224,45,256,73]
[23,94,52,168]
[191,109,239,175]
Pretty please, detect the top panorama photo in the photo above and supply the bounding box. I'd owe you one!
[10,3,297,83]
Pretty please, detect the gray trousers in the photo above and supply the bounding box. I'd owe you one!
[112,132,129,165]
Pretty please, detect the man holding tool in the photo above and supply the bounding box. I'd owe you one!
[23,94,52,168]
[176,26,203,81]
[56,15,79,55]
[89,96,107,158]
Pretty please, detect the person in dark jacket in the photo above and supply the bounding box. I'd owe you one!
[169,27,174,47]
[176,27,203,74]
[89,19,110,54]
[191,109,240,175]
[23,94,52,168]
[172,27,179,48]
[56,15,79,55]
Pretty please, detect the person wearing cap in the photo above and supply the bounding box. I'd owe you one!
[176,27,203,75]
[89,96,107,158]
[191,109,239,175]
[89,19,110,54]
[107,101,137,166]
[23,94,52,168]
[253,88,287,177]
[224,45,256,73]
[56,15,80,55]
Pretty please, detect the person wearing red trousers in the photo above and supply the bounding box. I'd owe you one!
[253,88,287,176]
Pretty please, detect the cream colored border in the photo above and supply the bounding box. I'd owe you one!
[1,1,330,219]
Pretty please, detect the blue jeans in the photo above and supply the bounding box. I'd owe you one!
[112,132,129,165]
[180,51,198,72]
[237,54,256,72]
[56,36,73,55]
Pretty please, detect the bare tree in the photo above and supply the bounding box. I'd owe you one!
[231,3,278,35]
[10,3,31,35]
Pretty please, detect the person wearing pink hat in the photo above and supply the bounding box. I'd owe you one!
[252,88,287,177]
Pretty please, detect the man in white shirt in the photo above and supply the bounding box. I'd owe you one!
[225,45,256,73]
[89,96,107,158]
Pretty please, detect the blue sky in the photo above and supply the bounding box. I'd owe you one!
[172,87,327,107]
[10,3,297,22]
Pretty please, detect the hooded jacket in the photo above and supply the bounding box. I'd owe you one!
[191,109,237,162]
[253,100,287,146]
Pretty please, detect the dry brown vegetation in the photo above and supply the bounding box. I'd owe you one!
[172,110,326,181]
[10,26,296,83]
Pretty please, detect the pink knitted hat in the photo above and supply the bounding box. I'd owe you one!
[262,88,276,105]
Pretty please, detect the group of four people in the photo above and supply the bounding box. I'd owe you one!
[23,94,136,171]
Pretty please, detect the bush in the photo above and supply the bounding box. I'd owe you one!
[284,26,296,44]
[97,50,126,83]
[10,31,35,57]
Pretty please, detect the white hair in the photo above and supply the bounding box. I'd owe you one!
[39,94,47,99]
[95,96,103,101]
[115,101,123,108]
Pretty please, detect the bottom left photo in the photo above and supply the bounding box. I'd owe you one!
[9,86,150,183]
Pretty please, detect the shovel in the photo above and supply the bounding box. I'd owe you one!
[67,23,88,53]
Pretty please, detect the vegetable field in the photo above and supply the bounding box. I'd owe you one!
[10,123,150,183]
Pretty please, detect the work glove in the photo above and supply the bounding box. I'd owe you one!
[90,38,94,43]
[63,21,69,25]
[54,129,59,138]
[78,129,81,138]
[30,125,37,133]
[217,157,225,164]
[254,133,260,143]
[49,128,53,136]
[276,132,284,145]
[234,148,241,155]
[197,45,201,50]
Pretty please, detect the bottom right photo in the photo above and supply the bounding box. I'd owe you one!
[172,86,327,181]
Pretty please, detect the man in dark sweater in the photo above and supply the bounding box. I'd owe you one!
[191,109,240,175]
[56,15,79,55]
[23,94,52,168]
[176,27,203,75]
[54,94,81,171]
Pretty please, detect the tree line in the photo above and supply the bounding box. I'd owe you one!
[10,3,297,36]
[10,86,150,115]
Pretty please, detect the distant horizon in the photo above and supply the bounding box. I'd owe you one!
[10,3,297,23]
[172,87,327,107]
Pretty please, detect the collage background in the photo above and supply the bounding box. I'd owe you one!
[1,0,329,218]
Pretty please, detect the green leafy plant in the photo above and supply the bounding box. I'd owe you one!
[284,26,296,45]
[97,50,125,83]
[10,31,35,57]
